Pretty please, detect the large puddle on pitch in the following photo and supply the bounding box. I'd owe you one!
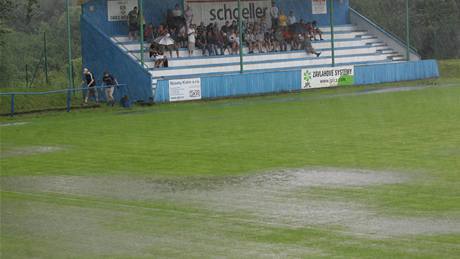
[2,168,459,237]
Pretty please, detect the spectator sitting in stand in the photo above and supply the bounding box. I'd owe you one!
[287,11,297,26]
[227,29,239,55]
[221,21,232,35]
[169,27,181,58]
[301,33,321,57]
[255,25,266,53]
[206,29,218,56]
[195,26,207,56]
[275,27,287,51]
[312,21,324,40]
[144,23,154,42]
[245,28,256,54]
[154,51,166,68]
[214,27,226,55]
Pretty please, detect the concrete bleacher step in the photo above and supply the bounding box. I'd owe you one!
[110,23,406,80]
[148,53,392,78]
[137,47,381,68]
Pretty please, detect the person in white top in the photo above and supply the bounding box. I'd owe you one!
[288,11,296,25]
[172,4,183,17]
[187,25,196,56]
[270,3,279,27]
[184,5,193,26]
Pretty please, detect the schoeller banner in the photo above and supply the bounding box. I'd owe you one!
[186,0,271,26]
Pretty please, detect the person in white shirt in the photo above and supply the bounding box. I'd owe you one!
[187,25,196,56]
[184,5,193,26]
[270,3,279,28]
[172,4,183,17]
[288,11,296,25]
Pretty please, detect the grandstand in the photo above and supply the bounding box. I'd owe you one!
[80,0,438,103]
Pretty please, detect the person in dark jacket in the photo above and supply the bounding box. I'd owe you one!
[83,68,98,104]
[102,71,118,106]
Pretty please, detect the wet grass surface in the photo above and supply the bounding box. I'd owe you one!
[1,61,460,257]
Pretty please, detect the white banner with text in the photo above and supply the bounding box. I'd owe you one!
[169,78,202,102]
[107,0,137,21]
[312,0,327,15]
[301,66,355,89]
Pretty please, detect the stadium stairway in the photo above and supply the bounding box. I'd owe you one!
[111,24,405,80]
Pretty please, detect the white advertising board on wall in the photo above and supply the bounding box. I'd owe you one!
[169,78,202,102]
[185,0,271,26]
[312,0,327,15]
[107,0,137,21]
[301,66,354,89]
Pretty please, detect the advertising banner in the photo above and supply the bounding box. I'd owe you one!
[169,78,202,102]
[301,66,354,89]
[107,0,137,21]
[185,0,271,26]
[312,0,327,15]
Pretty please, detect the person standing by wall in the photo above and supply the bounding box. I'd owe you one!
[83,68,98,105]
[128,6,139,41]
[102,71,118,106]
[270,2,279,28]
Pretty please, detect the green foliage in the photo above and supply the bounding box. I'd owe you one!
[0,0,81,88]
[350,0,460,59]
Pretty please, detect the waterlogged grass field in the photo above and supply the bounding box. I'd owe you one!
[1,60,460,258]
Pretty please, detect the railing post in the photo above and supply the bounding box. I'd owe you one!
[405,0,410,61]
[44,31,49,84]
[238,0,244,73]
[329,0,335,67]
[10,94,15,117]
[66,88,71,112]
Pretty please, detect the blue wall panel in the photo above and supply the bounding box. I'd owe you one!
[276,0,349,26]
[155,70,301,103]
[82,0,181,36]
[154,60,439,103]
[354,60,439,85]
[81,16,152,102]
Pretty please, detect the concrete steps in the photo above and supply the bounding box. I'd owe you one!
[111,24,405,80]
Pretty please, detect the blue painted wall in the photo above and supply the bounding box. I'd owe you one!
[82,0,182,36]
[154,60,439,103]
[81,16,152,102]
[276,0,349,26]
[354,60,439,85]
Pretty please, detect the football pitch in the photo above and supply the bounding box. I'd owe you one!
[1,61,460,258]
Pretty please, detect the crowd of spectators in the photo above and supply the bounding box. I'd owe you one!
[127,3,324,68]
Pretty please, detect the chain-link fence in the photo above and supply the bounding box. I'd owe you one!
[350,0,460,60]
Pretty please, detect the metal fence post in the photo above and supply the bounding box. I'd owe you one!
[44,31,49,84]
[66,0,73,112]
[10,94,15,117]
[238,0,244,73]
[329,0,335,67]
[405,0,410,61]
[25,64,29,87]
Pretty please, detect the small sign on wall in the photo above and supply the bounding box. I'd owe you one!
[312,0,327,15]
[107,0,137,21]
[169,78,202,102]
[301,66,354,89]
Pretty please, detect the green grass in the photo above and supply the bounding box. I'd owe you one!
[1,60,460,258]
